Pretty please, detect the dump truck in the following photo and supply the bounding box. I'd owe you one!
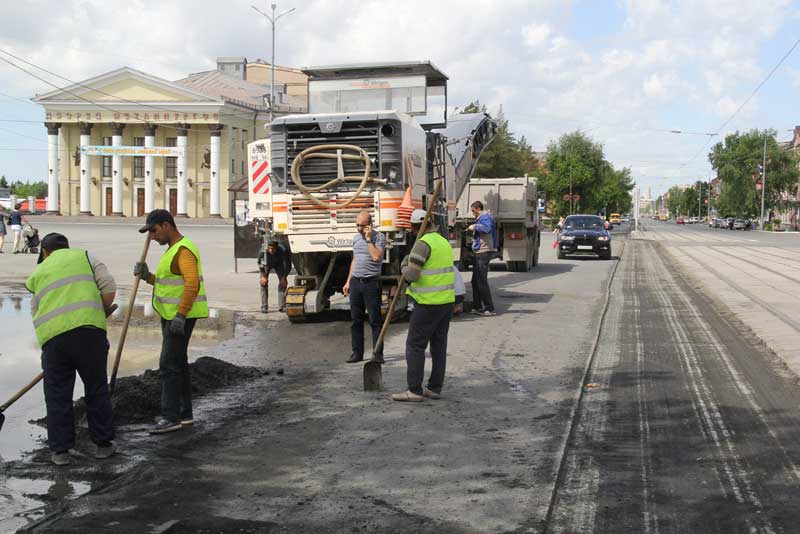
[247,61,497,321]
[454,177,540,272]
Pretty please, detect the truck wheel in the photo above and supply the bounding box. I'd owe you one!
[531,234,539,268]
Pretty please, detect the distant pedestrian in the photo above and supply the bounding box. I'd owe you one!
[392,209,455,402]
[25,233,118,465]
[258,237,291,313]
[468,200,497,316]
[134,209,208,434]
[0,207,7,252]
[9,203,27,254]
[343,211,386,364]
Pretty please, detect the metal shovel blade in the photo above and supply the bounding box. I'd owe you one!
[363,361,383,391]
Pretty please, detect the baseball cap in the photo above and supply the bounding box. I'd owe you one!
[37,232,69,264]
[139,209,175,233]
[410,209,427,225]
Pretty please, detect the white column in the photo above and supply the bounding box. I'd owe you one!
[209,125,222,217]
[176,125,188,217]
[79,122,92,214]
[144,124,156,214]
[111,123,124,216]
[46,122,60,214]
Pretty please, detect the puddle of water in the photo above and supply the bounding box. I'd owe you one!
[0,290,238,531]
[0,476,91,531]
[0,291,235,461]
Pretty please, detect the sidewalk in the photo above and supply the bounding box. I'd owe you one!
[22,214,233,226]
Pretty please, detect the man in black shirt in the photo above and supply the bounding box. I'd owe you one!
[258,238,291,313]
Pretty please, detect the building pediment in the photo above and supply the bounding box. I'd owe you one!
[32,67,219,104]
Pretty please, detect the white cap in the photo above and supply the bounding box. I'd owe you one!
[410,209,427,225]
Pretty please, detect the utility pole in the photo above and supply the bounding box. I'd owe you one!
[760,134,768,230]
[569,180,573,215]
[252,2,296,124]
[698,183,701,219]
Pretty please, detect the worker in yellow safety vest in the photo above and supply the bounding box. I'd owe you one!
[134,209,208,434]
[392,209,455,402]
[25,233,118,465]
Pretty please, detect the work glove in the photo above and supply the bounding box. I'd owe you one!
[170,313,186,336]
[134,262,150,280]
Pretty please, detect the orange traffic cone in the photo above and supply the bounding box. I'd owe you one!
[396,186,413,228]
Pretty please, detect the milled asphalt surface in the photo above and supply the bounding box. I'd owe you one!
[550,223,800,532]
[2,221,624,533]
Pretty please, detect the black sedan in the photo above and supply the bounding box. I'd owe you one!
[557,215,612,260]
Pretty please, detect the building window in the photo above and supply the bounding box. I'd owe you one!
[102,136,112,177]
[242,130,248,150]
[241,160,245,175]
[133,137,145,178]
[231,158,235,176]
[166,137,177,179]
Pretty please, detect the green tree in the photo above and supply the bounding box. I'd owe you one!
[10,180,48,198]
[540,131,627,216]
[709,129,799,218]
[0,175,8,188]
[460,102,539,178]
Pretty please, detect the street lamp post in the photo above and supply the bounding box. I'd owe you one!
[252,3,296,124]
[760,134,768,230]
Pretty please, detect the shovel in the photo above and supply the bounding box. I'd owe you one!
[0,372,44,432]
[364,180,443,391]
[109,235,151,394]
[0,302,119,432]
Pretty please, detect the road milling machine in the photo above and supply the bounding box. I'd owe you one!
[248,61,496,322]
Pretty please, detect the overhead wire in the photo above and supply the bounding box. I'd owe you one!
[0,48,273,135]
[681,35,800,167]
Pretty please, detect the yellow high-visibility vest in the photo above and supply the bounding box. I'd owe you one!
[406,232,455,305]
[152,236,209,320]
[25,248,106,347]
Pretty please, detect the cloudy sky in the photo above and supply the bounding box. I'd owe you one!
[1,0,799,197]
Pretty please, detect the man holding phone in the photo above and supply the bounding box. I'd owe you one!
[343,210,386,364]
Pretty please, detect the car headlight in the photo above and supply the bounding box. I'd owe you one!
[560,235,575,241]
[597,236,609,241]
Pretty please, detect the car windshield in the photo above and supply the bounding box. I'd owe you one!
[564,216,604,229]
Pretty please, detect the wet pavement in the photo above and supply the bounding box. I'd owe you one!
[0,289,241,532]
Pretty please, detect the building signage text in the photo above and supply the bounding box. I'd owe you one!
[45,111,221,123]
[81,145,186,157]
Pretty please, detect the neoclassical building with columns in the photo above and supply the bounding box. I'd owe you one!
[32,58,305,218]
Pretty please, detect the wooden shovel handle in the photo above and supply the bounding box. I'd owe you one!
[109,235,151,394]
[0,372,44,413]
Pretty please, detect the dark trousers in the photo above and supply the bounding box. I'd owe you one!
[405,302,452,395]
[349,276,383,358]
[472,252,495,312]
[41,327,114,453]
[260,273,288,311]
[159,317,197,422]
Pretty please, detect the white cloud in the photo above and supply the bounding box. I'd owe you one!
[0,0,794,194]
[522,23,552,49]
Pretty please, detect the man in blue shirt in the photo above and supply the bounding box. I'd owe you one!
[468,200,497,316]
[343,211,386,363]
